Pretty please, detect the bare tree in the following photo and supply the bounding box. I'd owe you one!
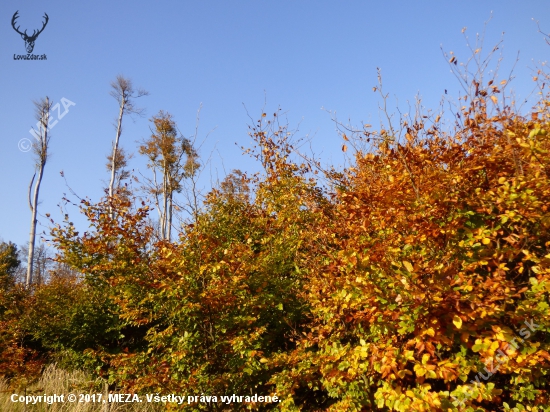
[139,111,199,241]
[107,75,148,208]
[20,242,52,286]
[27,97,52,288]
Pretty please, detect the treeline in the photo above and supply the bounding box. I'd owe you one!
[1,49,550,411]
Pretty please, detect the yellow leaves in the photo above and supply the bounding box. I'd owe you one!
[422,354,430,365]
[403,261,414,273]
[413,363,426,376]
[489,341,500,355]
[51,57,550,409]
[453,315,463,329]
[528,127,547,138]
[403,350,415,361]
[414,363,436,379]
[494,327,514,342]
[425,370,437,379]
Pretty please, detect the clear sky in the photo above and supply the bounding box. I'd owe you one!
[1,0,548,248]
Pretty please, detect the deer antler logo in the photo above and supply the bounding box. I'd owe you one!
[11,11,49,53]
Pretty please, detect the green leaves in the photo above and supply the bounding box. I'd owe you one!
[6,63,550,412]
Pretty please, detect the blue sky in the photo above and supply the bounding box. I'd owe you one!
[0,0,548,248]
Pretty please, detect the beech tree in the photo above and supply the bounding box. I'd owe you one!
[46,83,550,410]
[107,75,148,206]
[4,37,550,412]
[139,111,199,240]
[26,97,52,288]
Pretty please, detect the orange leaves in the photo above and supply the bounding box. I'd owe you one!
[274,72,550,409]
[39,68,550,410]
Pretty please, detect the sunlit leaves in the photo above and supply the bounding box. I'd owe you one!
[36,62,550,411]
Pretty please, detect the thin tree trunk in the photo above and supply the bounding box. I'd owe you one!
[103,380,109,412]
[162,174,168,239]
[109,99,125,201]
[150,167,164,239]
[27,169,42,287]
[167,193,173,241]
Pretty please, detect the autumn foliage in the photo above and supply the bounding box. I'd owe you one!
[2,54,550,412]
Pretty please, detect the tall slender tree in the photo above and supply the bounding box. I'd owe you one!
[107,75,148,208]
[27,97,52,288]
[139,111,199,240]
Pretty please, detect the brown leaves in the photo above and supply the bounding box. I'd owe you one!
[31,62,550,411]
[272,72,550,409]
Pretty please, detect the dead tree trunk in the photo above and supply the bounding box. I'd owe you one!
[108,99,125,201]
[106,75,148,217]
[27,97,51,288]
